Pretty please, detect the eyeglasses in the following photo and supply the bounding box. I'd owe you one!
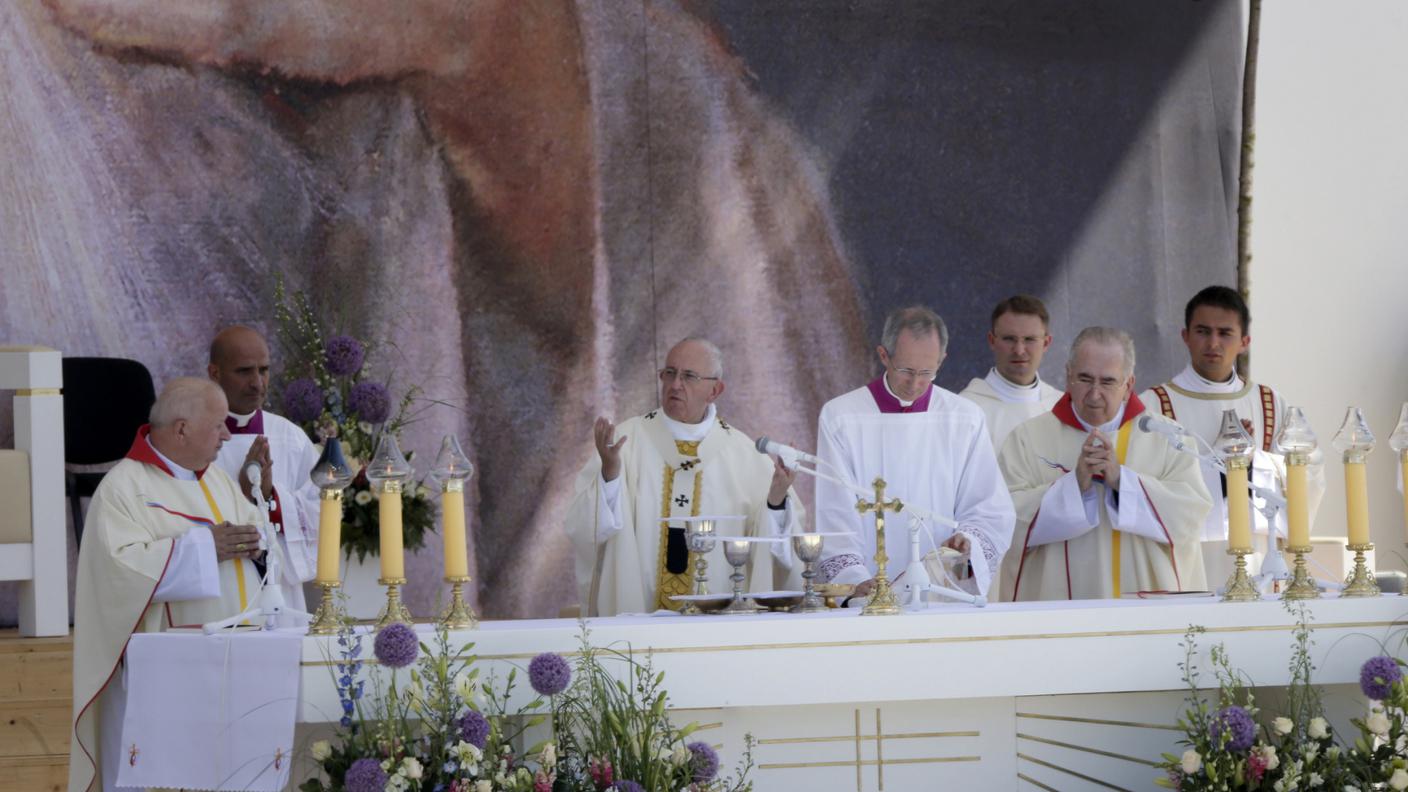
[658,367,719,386]
[890,366,937,382]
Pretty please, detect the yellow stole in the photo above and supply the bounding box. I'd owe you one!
[1110,421,1133,596]
[197,478,250,614]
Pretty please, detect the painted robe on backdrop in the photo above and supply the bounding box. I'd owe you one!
[1139,366,1326,584]
[815,378,1015,598]
[70,427,261,792]
[566,405,801,616]
[1000,395,1211,601]
[959,368,1063,455]
[214,409,321,611]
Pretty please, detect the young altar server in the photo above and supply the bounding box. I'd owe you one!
[1001,327,1212,601]
[959,294,1062,454]
[814,306,1015,600]
[1137,286,1325,585]
[70,379,265,792]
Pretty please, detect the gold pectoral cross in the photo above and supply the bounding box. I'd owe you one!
[855,477,903,615]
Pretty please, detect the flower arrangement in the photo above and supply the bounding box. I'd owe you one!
[1344,653,1408,787]
[273,279,436,560]
[303,622,754,792]
[1157,604,1373,791]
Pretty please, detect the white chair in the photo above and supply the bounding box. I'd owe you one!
[0,346,67,636]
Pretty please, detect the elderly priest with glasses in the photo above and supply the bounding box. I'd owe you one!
[815,306,1015,602]
[1000,327,1211,601]
[566,338,803,616]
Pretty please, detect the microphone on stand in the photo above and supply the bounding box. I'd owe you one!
[755,437,823,467]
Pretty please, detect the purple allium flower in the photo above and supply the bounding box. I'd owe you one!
[457,709,489,749]
[610,782,644,792]
[687,741,720,784]
[324,335,366,377]
[373,622,419,668]
[349,381,392,424]
[1361,655,1402,700]
[1210,706,1256,753]
[344,757,387,792]
[282,378,324,424]
[528,652,571,695]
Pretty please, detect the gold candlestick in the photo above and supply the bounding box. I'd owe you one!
[857,477,903,616]
[375,577,414,628]
[438,575,478,629]
[1282,545,1320,600]
[1221,547,1260,602]
[307,581,347,635]
[1342,542,1380,597]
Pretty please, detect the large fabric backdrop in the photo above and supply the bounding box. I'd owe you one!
[0,0,1239,620]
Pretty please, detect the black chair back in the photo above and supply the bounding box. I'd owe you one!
[62,357,156,464]
[61,357,156,545]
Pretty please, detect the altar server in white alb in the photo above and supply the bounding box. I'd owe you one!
[1001,328,1211,601]
[1137,286,1325,585]
[815,306,1015,599]
[959,294,1062,453]
[70,379,266,792]
[208,325,321,612]
[566,338,803,616]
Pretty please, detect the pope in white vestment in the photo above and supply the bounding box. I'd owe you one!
[214,409,321,610]
[566,339,802,616]
[1000,329,1211,601]
[70,381,265,792]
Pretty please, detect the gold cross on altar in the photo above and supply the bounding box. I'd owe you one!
[855,477,903,615]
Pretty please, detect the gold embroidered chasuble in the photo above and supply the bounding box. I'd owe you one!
[567,410,802,617]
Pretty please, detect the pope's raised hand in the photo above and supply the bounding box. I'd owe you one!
[594,416,627,482]
[767,455,796,508]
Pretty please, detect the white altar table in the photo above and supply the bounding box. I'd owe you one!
[294,595,1406,791]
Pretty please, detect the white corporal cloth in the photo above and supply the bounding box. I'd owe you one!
[114,629,303,792]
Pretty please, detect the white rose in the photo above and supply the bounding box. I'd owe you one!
[1391,768,1408,791]
[1181,749,1202,774]
[474,782,492,792]
[1367,712,1391,736]
[402,757,423,780]
[1274,716,1294,735]
[1309,717,1330,740]
[310,740,332,761]
[1260,745,1279,771]
[354,489,373,506]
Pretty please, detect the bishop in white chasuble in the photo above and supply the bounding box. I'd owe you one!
[70,381,263,792]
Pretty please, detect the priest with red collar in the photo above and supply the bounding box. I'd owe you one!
[815,306,1015,600]
[70,378,265,792]
[1000,327,1211,602]
[206,325,321,614]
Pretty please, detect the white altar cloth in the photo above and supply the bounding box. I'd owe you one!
[119,628,303,791]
